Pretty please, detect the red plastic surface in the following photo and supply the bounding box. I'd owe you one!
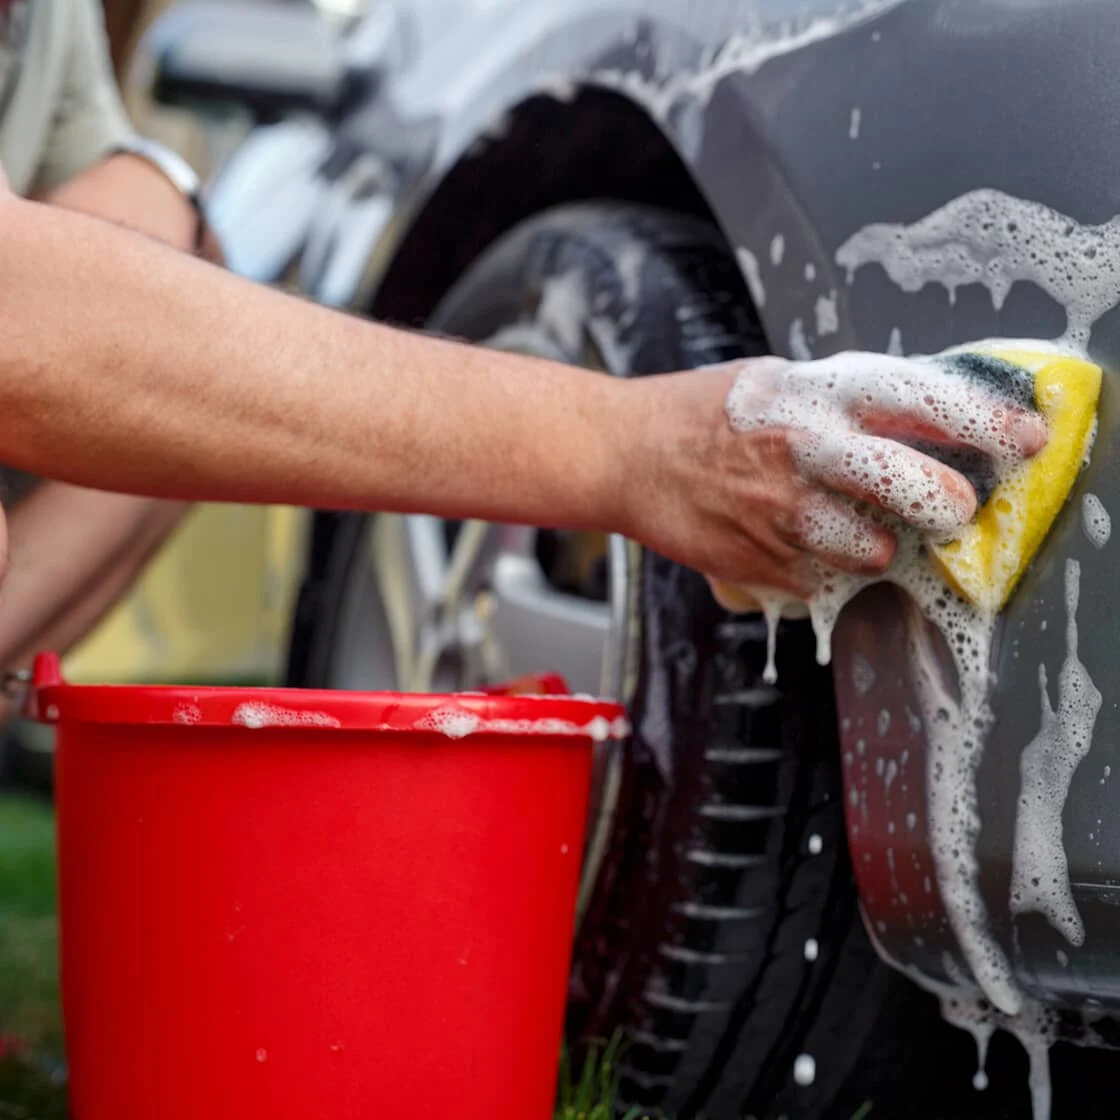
[40,654,624,1120]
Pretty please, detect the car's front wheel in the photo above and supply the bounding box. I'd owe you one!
[286,202,888,1118]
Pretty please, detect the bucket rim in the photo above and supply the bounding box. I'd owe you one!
[29,655,629,740]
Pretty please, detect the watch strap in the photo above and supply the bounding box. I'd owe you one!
[108,137,207,252]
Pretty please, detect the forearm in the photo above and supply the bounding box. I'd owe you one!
[0,195,630,532]
[0,485,187,666]
[39,152,201,251]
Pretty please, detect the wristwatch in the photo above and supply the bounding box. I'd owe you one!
[108,136,208,253]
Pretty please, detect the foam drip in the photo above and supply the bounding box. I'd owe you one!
[867,919,1060,1120]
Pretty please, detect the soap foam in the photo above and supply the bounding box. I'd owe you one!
[725,351,1030,1016]
[1081,492,1111,548]
[789,317,812,360]
[231,703,341,730]
[815,290,840,337]
[1010,559,1102,945]
[836,189,1120,348]
[736,247,766,309]
[867,918,1059,1120]
[721,343,1103,1111]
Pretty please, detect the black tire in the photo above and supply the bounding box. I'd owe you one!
[287,202,886,1118]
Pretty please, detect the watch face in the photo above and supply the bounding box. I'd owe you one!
[0,0,30,115]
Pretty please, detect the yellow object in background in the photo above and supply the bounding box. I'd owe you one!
[64,504,308,685]
[931,346,1102,614]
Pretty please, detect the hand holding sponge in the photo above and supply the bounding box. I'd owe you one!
[711,342,1102,617]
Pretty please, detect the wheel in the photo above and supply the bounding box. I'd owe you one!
[286,202,886,1117]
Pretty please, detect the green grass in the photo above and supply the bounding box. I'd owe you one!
[0,1055,68,1120]
[0,794,66,1120]
[558,1033,659,1120]
[0,797,62,1057]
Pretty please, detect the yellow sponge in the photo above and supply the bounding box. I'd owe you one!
[930,345,1102,613]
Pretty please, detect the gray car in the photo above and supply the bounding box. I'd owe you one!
[145,1,1120,1116]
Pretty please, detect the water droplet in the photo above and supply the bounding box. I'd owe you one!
[793,1054,816,1086]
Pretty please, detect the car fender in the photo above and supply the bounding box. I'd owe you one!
[300,0,910,327]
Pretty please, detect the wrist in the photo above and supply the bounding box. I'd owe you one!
[612,366,739,556]
[556,370,639,536]
[602,372,694,543]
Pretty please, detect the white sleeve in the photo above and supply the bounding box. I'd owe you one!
[34,0,138,192]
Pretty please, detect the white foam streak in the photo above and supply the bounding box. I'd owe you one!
[1010,560,1102,945]
[736,246,766,309]
[836,189,1120,348]
[815,290,840,337]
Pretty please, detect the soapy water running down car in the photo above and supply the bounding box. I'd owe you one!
[137,0,1120,1116]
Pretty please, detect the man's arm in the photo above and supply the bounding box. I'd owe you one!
[0,190,1045,596]
[0,194,627,531]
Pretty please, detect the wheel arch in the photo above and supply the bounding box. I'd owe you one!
[367,86,729,327]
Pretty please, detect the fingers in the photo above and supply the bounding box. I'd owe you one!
[851,385,1046,460]
[794,430,976,536]
[789,354,1047,461]
[795,493,896,574]
[707,494,893,610]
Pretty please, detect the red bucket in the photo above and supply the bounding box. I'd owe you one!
[30,653,627,1120]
